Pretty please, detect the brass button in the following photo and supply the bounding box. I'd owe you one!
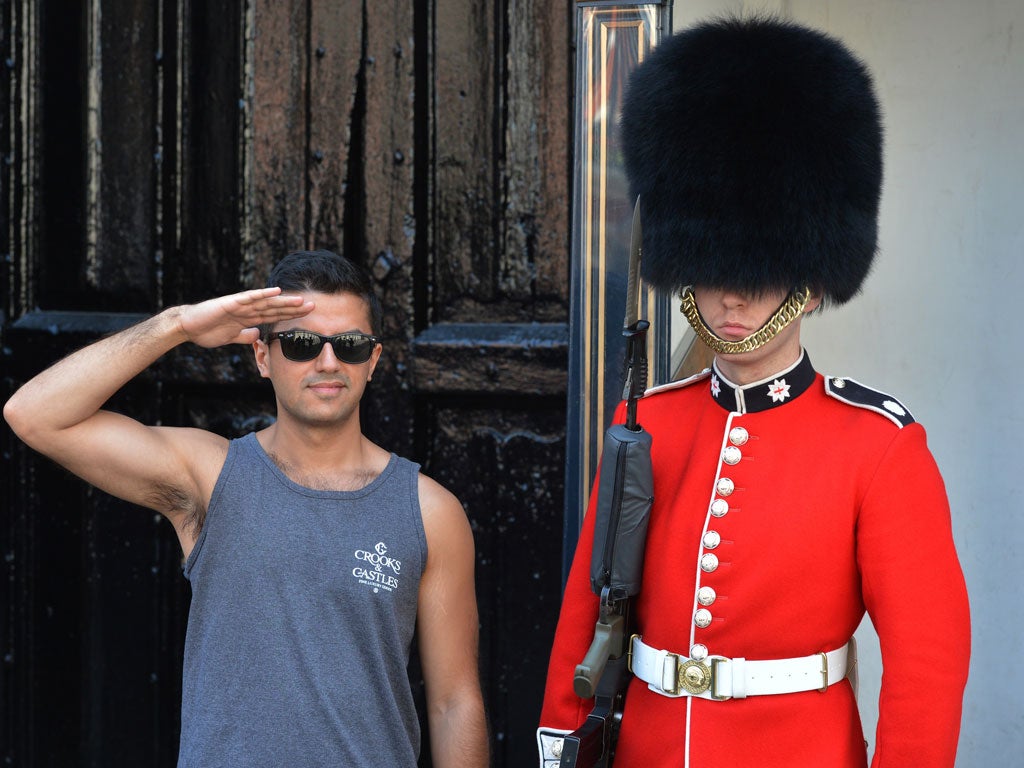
[729,426,749,446]
[722,446,742,465]
[710,499,729,518]
[697,586,717,606]
[700,553,719,573]
[702,530,721,550]
[716,478,735,497]
[832,377,846,389]
[694,608,713,628]
[690,643,709,661]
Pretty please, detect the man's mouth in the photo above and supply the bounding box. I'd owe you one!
[717,322,750,339]
[308,380,348,392]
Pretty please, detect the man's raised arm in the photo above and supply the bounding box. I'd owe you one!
[3,288,312,549]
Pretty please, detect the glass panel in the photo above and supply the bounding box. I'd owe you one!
[565,1,672,569]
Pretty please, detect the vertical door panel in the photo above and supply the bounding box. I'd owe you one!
[503,1,572,313]
[87,0,160,310]
[307,2,362,251]
[244,0,309,281]
[433,0,499,315]
[2,2,572,766]
[360,1,418,458]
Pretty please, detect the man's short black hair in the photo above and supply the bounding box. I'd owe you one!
[261,249,383,336]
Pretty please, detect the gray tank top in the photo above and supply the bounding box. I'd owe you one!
[178,433,427,767]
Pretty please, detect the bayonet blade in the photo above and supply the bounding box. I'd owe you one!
[624,197,643,329]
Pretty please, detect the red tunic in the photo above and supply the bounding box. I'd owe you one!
[539,353,970,767]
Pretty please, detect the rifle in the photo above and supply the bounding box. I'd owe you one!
[559,199,653,768]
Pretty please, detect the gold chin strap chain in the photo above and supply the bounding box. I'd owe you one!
[678,285,812,355]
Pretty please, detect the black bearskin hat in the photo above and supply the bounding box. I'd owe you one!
[622,16,883,304]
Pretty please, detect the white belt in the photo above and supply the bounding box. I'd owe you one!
[629,635,851,700]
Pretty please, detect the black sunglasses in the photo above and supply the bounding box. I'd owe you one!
[267,330,380,363]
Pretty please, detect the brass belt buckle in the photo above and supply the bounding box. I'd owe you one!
[674,657,732,699]
[677,659,712,695]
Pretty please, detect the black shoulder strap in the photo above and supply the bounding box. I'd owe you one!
[824,376,916,428]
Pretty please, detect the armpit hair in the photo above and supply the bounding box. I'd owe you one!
[147,483,207,538]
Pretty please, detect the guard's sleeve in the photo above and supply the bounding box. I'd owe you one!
[535,455,606,762]
[857,422,970,767]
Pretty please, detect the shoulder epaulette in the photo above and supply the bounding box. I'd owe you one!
[824,376,916,428]
[644,368,712,397]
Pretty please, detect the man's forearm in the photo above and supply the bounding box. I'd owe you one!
[429,695,490,768]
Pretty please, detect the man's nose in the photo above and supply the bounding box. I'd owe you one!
[720,290,748,308]
[314,341,343,370]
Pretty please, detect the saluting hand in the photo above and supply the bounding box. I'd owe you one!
[177,287,314,348]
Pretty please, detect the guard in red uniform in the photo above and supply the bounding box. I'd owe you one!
[538,16,970,768]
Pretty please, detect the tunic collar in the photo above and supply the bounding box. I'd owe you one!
[709,350,817,414]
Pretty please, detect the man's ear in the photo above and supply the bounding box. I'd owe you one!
[253,339,272,379]
[804,288,824,314]
[366,342,383,382]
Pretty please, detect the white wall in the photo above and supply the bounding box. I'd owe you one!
[669,2,1024,764]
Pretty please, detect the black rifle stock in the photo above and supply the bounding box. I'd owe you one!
[559,655,631,767]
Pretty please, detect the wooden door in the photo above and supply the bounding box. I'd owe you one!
[1,2,571,766]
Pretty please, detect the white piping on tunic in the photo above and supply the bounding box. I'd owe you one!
[685,410,740,768]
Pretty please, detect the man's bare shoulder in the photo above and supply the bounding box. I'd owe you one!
[415,473,475,559]
[416,472,466,522]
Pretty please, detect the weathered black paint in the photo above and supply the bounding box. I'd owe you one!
[2,2,571,767]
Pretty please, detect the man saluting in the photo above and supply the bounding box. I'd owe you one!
[5,249,489,767]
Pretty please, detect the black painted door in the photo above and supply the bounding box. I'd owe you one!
[1,2,572,766]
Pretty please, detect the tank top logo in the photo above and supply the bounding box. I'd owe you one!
[351,541,403,593]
